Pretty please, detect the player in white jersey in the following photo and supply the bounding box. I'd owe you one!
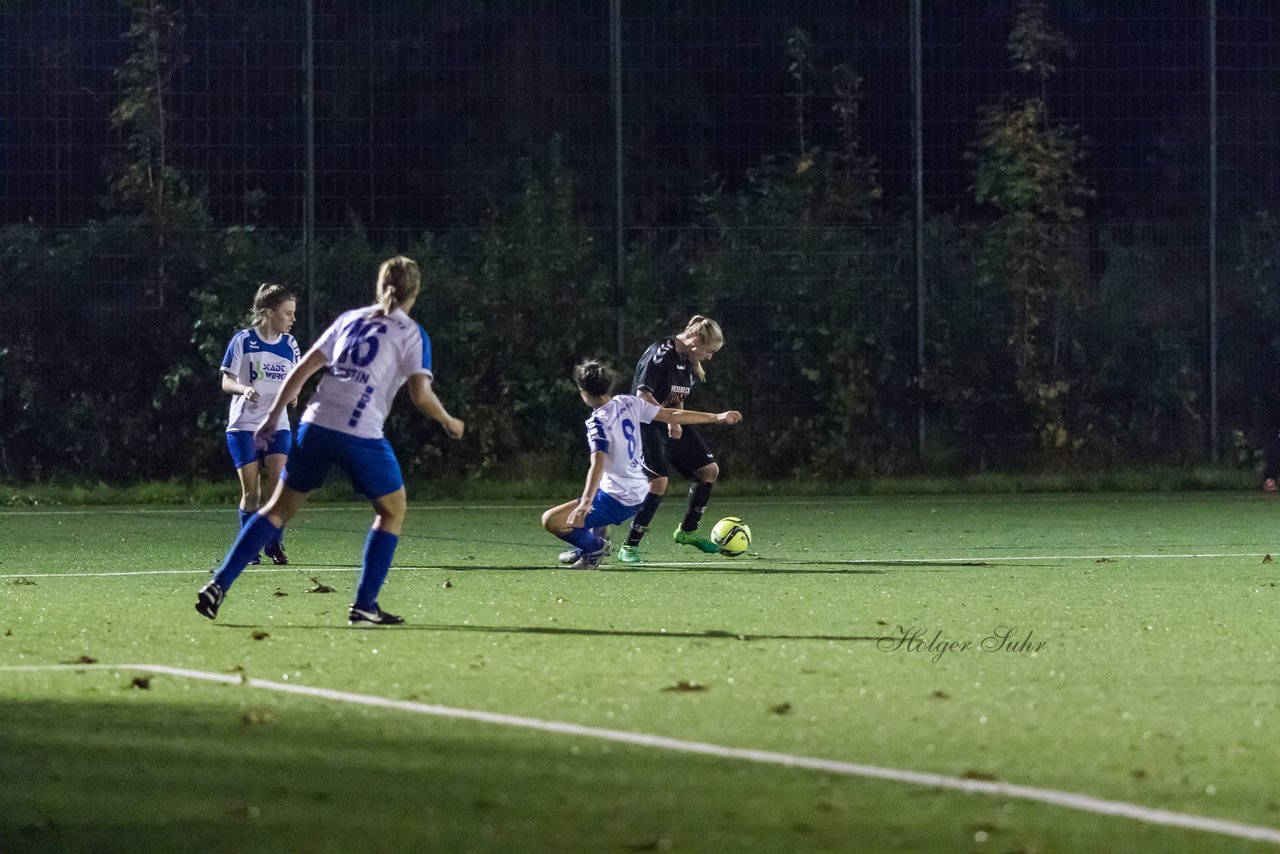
[197,257,465,626]
[219,283,300,566]
[541,360,741,568]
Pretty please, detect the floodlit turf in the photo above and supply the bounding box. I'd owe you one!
[2,493,1279,852]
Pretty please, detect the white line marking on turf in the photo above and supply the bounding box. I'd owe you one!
[0,503,540,517]
[2,662,1278,846]
[0,493,1266,517]
[0,567,330,578]
[0,551,1270,579]
[834,552,1273,564]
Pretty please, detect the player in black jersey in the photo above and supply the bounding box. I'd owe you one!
[617,315,728,563]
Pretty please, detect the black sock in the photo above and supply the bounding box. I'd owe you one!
[682,480,714,532]
[626,493,665,546]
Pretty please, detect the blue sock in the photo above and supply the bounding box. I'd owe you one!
[242,507,283,549]
[560,527,605,553]
[238,508,266,554]
[354,529,399,611]
[212,514,280,590]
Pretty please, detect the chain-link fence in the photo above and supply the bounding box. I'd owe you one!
[2,1,1277,482]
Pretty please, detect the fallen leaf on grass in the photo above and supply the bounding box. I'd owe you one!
[251,630,269,640]
[770,702,792,715]
[273,588,288,597]
[442,578,453,588]
[308,578,335,593]
[241,708,275,726]
[128,677,151,690]
[960,769,997,781]
[11,578,36,586]
[1264,554,1273,564]
[932,690,950,700]
[662,681,706,692]
[1095,557,1113,563]
[63,655,97,665]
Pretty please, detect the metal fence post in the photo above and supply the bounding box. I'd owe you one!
[912,0,926,460]
[1207,0,1219,462]
[303,0,316,342]
[610,0,625,357]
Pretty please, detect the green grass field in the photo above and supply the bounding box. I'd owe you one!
[2,492,1279,852]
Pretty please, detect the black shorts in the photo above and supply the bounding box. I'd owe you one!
[640,421,717,481]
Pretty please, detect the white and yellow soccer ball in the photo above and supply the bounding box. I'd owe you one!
[711,516,752,557]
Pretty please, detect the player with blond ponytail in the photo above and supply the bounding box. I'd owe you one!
[198,256,465,626]
[219,283,300,565]
[369,254,420,317]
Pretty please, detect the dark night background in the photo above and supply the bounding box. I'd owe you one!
[1,1,1278,484]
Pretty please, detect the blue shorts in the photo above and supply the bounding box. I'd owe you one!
[582,489,644,529]
[283,422,404,499]
[226,429,291,470]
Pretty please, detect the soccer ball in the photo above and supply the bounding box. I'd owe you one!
[711,516,752,557]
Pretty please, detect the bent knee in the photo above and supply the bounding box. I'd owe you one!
[650,476,670,495]
[696,463,720,483]
[377,507,407,528]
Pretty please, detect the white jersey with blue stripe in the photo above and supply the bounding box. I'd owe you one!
[221,328,301,432]
[585,394,660,506]
[301,305,433,440]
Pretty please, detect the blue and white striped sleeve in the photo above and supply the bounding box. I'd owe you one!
[220,331,243,376]
[585,416,609,454]
[402,323,434,378]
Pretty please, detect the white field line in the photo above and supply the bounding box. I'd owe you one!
[0,492,1266,517]
[1,662,1277,846]
[0,500,833,517]
[0,550,1270,580]
[0,504,535,516]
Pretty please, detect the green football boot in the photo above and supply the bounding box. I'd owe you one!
[612,544,643,566]
[673,525,720,554]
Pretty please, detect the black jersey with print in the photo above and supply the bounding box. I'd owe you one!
[633,337,695,407]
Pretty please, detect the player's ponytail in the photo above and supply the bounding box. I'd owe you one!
[373,256,422,316]
[250,283,295,326]
[573,360,614,398]
[681,315,724,380]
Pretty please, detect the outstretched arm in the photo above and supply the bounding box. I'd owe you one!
[253,348,329,446]
[639,389,683,439]
[654,407,742,426]
[408,373,465,439]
